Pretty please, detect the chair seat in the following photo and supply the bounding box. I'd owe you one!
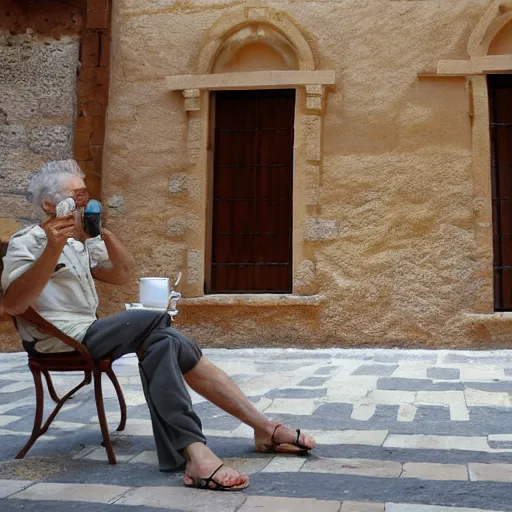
[29,350,81,358]
[28,351,114,372]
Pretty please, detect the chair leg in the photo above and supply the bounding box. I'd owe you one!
[106,367,127,432]
[39,374,90,436]
[93,368,117,464]
[16,368,91,461]
[42,369,61,404]
[15,366,44,459]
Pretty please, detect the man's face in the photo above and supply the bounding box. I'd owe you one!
[43,175,90,217]
[57,176,90,240]
[64,176,89,209]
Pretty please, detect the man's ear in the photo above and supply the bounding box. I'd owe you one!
[42,199,56,215]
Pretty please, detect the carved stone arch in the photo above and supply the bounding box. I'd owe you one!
[197,6,315,74]
[468,0,512,57]
[211,24,300,73]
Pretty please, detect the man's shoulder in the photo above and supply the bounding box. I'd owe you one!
[7,225,46,251]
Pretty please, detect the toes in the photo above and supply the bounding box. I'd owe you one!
[217,468,246,487]
[184,465,249,489]
[300,433,315,449]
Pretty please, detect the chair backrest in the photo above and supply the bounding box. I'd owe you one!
[12,308,94,364]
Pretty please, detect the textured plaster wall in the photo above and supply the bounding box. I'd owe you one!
[102,0,499,348]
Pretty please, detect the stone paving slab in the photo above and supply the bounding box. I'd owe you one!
[468,463,512,483]
[1,348,512,511]
[342,502,385,512]
[400,463,468,481]
[383,434,492,452]
[116,485,246,511]
[386,506,505,512]
[0,480,34,499]
[302,457,402,478]
[238,496,340,512]
[11,483,130,504]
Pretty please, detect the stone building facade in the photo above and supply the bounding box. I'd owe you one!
[3,1,512,349]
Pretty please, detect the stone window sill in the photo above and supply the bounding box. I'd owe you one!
[179,294,325,307]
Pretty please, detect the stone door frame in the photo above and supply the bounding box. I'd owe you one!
[167,70,335,299]
[165,6,336,301]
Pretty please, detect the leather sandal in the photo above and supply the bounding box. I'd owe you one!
[184,464,249,491]
[255,423,311,454]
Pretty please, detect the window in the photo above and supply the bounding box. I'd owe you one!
[209,89,295,293]
[489,75,512,310]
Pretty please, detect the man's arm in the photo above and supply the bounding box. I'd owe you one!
[91,228,135,285]
[3,216,76,316]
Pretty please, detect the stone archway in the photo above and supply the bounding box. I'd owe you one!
[210,23,300,73]
[468,0,512,58]
[197,6,315,74]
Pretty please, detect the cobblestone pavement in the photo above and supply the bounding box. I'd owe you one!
[1,348,512,511]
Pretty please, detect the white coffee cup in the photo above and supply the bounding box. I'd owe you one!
[139,277,170,309]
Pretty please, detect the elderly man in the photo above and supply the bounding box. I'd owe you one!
[2,159,315,491]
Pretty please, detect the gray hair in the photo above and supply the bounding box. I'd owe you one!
[27,159,85,216]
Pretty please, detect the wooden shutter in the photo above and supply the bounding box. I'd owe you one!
[211,89,295,293]
[489,75,512,310]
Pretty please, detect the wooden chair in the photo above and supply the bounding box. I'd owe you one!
[11,307,127,464]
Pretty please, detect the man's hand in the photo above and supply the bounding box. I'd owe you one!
[42,215,76,250]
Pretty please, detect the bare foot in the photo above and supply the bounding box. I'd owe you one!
[254,423,316,454]
[183,443,249,490]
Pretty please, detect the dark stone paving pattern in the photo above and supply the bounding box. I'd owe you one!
[1,501,181,512]
[0,388,34,405]
[270,404,512,436]
[246,473,512,511]
[426,367,460,380]
[352,364,398,376]
[2,349,512,511]
[314,366,337,375]
[296,377,329,386]
[265,388,327,398]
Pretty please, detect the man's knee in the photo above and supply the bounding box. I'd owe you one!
[168,329,203,374]
[142,328,202,374]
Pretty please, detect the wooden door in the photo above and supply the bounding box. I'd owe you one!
[210,89,295,293]
[489,75,512,310]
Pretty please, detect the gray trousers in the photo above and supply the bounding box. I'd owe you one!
[83,309,206,471]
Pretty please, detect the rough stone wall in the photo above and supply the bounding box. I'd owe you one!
[99,0,499,349]
[0,33,79,226]
[0,0,87,351]
[0,0,87,231]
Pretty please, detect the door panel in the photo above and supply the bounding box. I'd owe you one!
[211,89,295,293]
